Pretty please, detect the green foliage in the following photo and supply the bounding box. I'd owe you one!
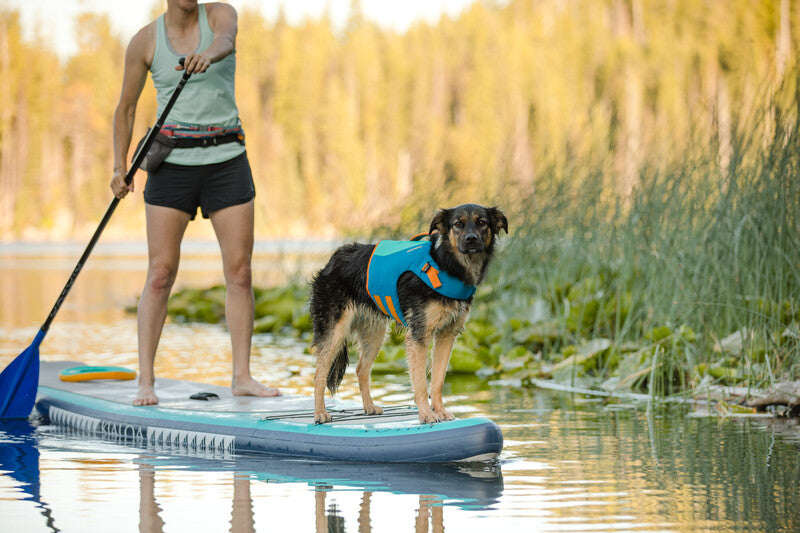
[168,286,227,324]
[162,283,311,336]
[488,47,800,394]
[3,1,800,240]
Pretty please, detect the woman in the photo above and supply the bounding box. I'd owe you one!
[110,0,279,405]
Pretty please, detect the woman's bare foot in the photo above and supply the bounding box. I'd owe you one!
[232,377,280,397]
[134,384,159,406]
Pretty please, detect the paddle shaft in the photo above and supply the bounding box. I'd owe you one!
[40,65,191,334]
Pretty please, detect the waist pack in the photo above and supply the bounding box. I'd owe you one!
[133,122,245,173]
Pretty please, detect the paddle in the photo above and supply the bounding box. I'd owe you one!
[0,60,192,419]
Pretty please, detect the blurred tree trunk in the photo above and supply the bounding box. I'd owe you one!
[716,72,732,180]
[614,0,644,200]
[0,15,22,238]
[0,17,14,237]
[777,0,791,81]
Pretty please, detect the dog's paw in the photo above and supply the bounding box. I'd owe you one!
[418,410,441,424]
[363,404,383,416]
[434,409,455,422]
[314,411,332,424]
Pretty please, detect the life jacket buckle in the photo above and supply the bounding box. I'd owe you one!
[421,263,442,288]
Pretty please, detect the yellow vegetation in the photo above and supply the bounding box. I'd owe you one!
[0,0,795,239]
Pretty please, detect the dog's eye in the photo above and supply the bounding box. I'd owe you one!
[453,220,464,229]
[477,219,487,228]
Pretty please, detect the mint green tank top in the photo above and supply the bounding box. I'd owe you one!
[151,4,245,165]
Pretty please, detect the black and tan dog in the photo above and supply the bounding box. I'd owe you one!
[310,204,508,424]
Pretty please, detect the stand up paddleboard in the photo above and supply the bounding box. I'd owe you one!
[35,362,503,463]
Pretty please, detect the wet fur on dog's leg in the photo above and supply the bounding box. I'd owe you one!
[312,306,354,423]
[313,349,337,423]
[405,333,439,423]
[313,356,333,423]
[429,332,459,421]
[354,315,387,415]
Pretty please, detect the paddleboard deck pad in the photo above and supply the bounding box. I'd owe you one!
[35,362,503,463]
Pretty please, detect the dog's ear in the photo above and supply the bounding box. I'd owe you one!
[430,208,450,236]
[487,207,508,234]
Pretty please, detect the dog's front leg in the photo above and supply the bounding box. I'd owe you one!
[405,336,438,423]
[430,333,457,421]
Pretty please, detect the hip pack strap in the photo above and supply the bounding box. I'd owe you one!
[171,131,244,148]
[161,122,245,148]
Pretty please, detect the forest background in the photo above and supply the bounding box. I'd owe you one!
[0,0,793,239]
[2,0,800,393]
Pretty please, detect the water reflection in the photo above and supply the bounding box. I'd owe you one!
[136,462,259,533]
[3,385,800,531]
[137,465,458,533]
[138,464,164,533]
[3,244,800,531]
[0,241,332,330]
[0,421,58,532]
[483,392,800,532]
[138,471,454,533]
[1,419,502,532]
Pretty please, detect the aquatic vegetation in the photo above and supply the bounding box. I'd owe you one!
[157,261,798,402]
[168,286,227,325]
[253,285,312,336]
[164,284,311,337]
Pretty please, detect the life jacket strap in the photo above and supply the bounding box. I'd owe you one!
[421,262,442,289]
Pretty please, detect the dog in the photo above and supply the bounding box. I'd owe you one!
[309,204,508,424]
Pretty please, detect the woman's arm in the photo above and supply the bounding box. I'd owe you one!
[179,2,238,75]
[110,24,155,198]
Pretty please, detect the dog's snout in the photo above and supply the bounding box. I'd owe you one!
[460,232,483,254]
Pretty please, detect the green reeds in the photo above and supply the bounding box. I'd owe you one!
[149,73,800,396]
[493,75,800,395]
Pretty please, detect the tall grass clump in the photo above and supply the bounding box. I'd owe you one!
[492,75,800,396]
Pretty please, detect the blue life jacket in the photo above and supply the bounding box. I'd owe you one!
[366,236,476,326]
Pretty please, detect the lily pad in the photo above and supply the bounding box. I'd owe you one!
[449,347,484,373]
[550,338,612,381]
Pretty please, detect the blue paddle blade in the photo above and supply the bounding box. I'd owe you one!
[0,330,44,419]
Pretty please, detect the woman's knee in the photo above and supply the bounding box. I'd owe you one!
[225,260,252,289]
[146,263,178,294]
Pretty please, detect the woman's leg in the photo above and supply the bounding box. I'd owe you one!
[210,200,279,397]
[134,204,191,405]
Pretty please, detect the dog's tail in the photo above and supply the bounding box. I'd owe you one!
[326,343,349,394]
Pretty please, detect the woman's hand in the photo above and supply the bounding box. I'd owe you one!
[176,53,211,74]
[110,168,133,199]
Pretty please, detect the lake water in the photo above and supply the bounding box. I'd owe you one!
[1,242,799,532]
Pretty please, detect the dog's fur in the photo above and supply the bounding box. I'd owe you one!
[309,204,508,424]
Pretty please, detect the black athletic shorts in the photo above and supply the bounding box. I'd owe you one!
[143,151,255,220]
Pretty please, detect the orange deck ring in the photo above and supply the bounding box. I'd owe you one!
[59,366,137,382]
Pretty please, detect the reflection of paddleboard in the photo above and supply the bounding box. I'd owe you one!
[35,362,503,463]
[37,423,504,510]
